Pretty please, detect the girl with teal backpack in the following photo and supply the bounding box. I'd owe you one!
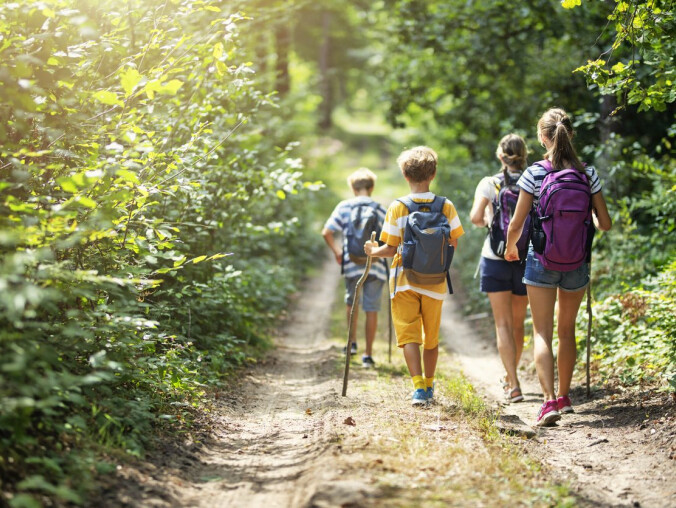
[505,108,612,427]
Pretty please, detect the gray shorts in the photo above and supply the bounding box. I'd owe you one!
[523,248,589,292]
[345,275,385,312]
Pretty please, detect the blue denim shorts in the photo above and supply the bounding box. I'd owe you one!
[345,275,385,311]
[523,248,589,292]
[479,257,527,295]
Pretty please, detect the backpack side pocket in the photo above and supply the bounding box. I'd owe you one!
[531,215,546,254]
[401,240,416,269]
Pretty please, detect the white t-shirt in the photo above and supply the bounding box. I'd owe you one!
[474,171,522,261]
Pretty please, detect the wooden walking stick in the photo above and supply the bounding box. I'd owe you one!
[342,232,376,397]
[386,257,393,363]
[586,273,592,399]
[388,289,393,364]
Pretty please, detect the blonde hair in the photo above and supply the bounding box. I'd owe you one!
[537,108,584,172]
[396,146,438,183]
[347,167,377,192]
[496,134,528,171]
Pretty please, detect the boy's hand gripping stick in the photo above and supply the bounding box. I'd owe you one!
[342,232,376,397]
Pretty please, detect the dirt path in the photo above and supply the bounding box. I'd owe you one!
[440,278,676,508]
[104,259,675,508]
[105,257,388,507]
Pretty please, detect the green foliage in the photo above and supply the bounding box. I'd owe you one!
[377,0,613,159]
[579,261,676,389]
[0,0,320,503]
[590,142,676,296]
[572,1,676,113]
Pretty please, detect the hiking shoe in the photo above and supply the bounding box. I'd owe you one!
[557,395,574,414]
[362,355,375,368]
[535,400,561,427]
[411,388,428,406]
[426,384,435,403]
[505,386,524,403]
[342,342,358,355]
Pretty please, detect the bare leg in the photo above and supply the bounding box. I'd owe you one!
[402,343,422,377]
[556,288,586,397]
[527,285,558,401]
[488,292,520,390]
[422,346,438,379]
[512,294,528,367]
[364,311,377,357]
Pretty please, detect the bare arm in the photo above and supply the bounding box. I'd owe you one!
[591,191,612,231]
[321,227,343,265]
[469,195,490,227]
[364,241,397,258]
[504,191,533,262]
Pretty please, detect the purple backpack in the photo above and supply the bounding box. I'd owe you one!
[530,160,593,271]
[489,172,531,260]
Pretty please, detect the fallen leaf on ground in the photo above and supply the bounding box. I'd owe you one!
[343,416,356,426]
[421,424,454,432]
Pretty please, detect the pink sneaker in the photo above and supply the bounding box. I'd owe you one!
[535,400,561,427]
[557,395,574,414]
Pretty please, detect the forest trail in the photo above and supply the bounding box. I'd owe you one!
[104,256,346,507]
[105,257,675,508]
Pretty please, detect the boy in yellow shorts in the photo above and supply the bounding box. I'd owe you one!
[365,146,464,405]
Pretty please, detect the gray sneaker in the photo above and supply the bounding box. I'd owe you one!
[362,355,375,368]
[342,342,357,355]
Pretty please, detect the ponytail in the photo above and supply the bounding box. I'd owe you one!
[537,109,584,172]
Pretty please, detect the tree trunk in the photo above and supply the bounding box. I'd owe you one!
[274,25,291,96]
[318,10,333,130]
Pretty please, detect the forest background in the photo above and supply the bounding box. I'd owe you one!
[0,0,674,505]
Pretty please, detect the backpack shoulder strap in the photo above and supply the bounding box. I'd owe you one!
[429,195,446,213]
[365,199,380,210]
[397,196,416,212]
[504,171,521,186]
[533,160,552,172]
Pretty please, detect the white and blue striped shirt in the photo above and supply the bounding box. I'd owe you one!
[324,196,388,281]
[517,162,603,206]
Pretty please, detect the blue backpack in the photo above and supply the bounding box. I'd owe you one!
[396,196,454,294]
[343,200,382,270]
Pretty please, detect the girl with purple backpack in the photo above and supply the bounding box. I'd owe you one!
[505,108,612,427]
[470,134,530,404]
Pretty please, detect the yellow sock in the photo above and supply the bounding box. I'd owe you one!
[412,375,426,390]
[425,377,434,389]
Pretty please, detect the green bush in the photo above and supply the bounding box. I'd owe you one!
[0,1,320,504]
[580,261,676,390]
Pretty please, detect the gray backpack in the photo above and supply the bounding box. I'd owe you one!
[396,196,454,294]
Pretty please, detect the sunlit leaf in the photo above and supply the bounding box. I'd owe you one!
[561,0,581,9]
[115,169,140,184]
[92,90,123,107]
[120,68,143,97]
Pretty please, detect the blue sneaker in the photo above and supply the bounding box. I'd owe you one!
[426,384,434,403]
[411,388,428,406]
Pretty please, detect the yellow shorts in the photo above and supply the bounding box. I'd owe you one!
[391,290,443,349]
